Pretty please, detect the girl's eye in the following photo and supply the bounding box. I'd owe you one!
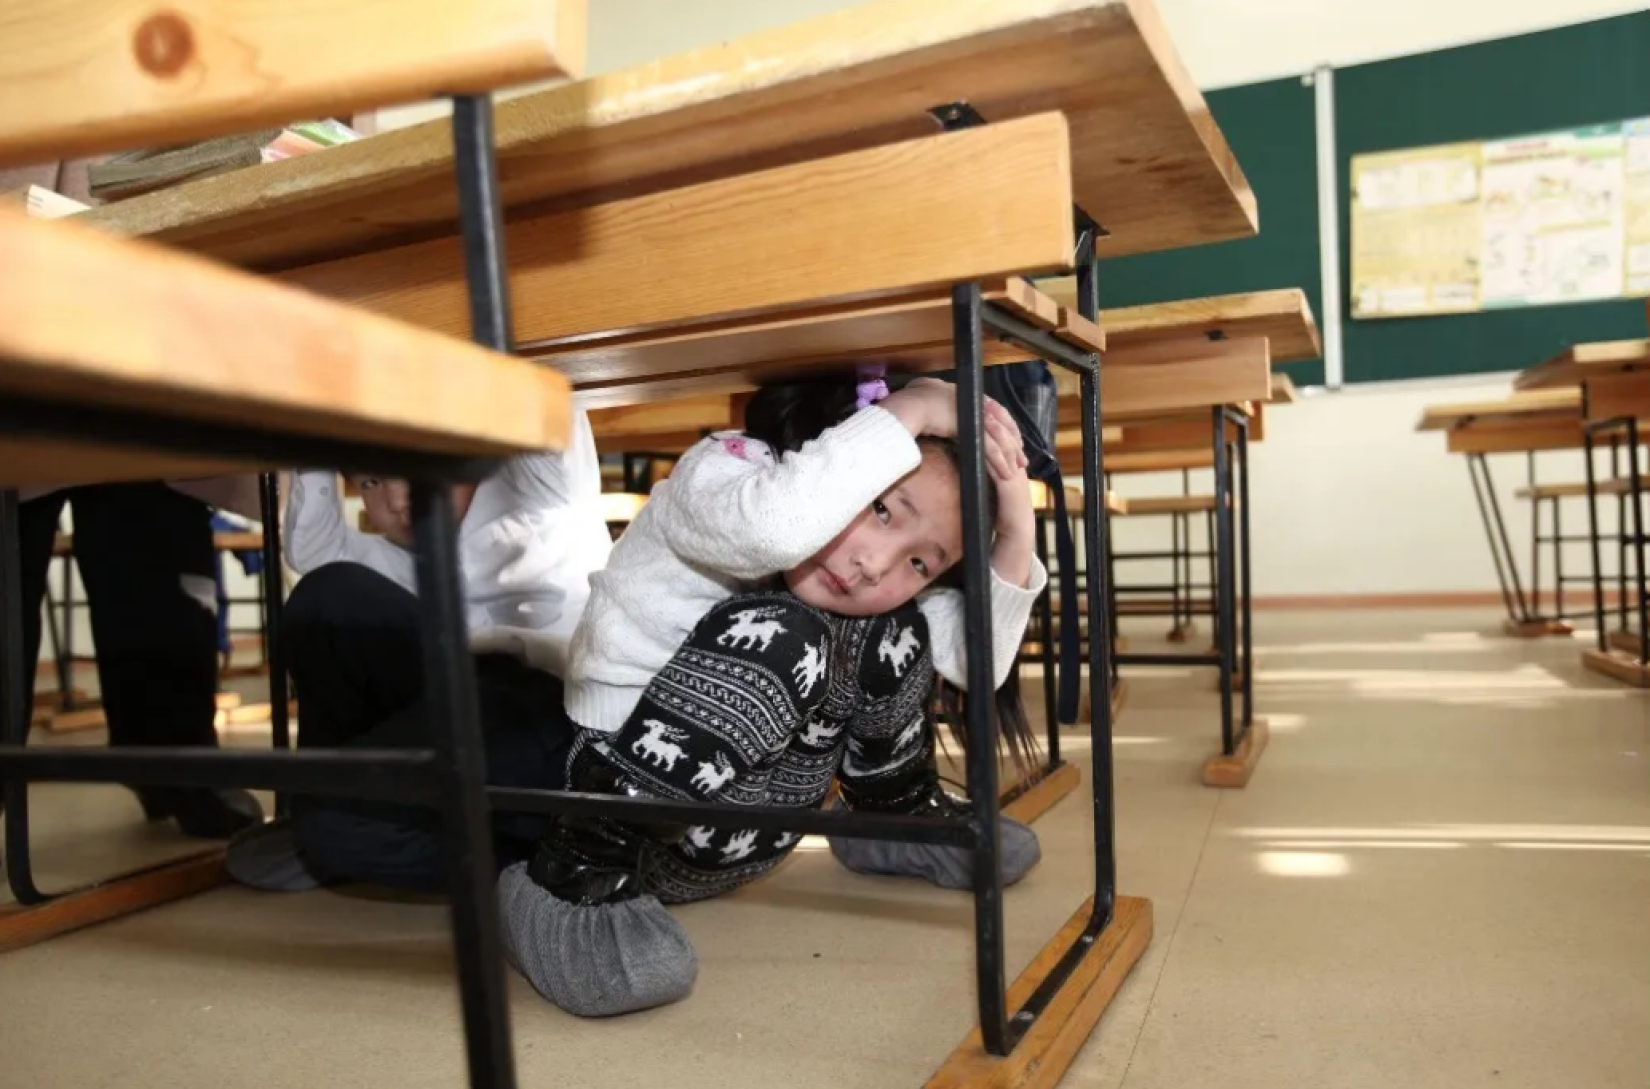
[872,499,891,524]
[911,557,930,578]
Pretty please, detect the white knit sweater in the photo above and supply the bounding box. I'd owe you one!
[284,412,612,677]
[564,406,1047,733]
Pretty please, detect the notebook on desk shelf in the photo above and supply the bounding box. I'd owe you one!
[1,184,89,219]
[88,120,359,200]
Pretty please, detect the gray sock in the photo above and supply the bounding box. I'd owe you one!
[497,862,698,1017]
[829,816,1042,890]
[225,819,322,893]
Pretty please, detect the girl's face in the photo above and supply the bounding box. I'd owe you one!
[784,449,964,617]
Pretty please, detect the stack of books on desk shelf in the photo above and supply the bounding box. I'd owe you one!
[87,119,359,200]
[1,184,89,219]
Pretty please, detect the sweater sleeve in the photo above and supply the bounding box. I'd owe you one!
[917,555,1048,691]
[656,407,922,581]
[283,470,416,591]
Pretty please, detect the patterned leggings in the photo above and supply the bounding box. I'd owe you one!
[572,590,939,904]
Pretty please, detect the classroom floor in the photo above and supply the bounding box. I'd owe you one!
[3,609,1647,1089]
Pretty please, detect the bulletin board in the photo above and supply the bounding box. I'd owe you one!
[1350,118,1650,319]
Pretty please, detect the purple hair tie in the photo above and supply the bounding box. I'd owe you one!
[855,364,889,411]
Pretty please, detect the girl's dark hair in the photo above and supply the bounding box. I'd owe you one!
[743,373,1040,777]
[741,376,861,456]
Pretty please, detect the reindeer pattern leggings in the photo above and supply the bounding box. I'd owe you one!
[574,589,942,904]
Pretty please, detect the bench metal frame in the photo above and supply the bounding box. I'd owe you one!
[1110,405,1254,759]
[1583,415,1648,667]
[1465,443,1635,633]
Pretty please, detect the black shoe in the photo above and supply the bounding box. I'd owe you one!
[135,787,264,839]
[527,818,659,906]
[906,771,971,820]
[527,745,687,905]
[845,765,972,819]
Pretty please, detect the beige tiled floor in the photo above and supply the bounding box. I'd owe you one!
[3,610,1646,1088]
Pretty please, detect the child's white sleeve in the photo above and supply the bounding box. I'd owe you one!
[283,471,416,592]
[493,410,603,508]
[918,556,1049,691]
[657,407,922,580]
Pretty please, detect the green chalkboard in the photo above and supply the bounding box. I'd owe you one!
[1093,76,1326,386]
[1336,11,1650,383]
[1088,12,1650,386]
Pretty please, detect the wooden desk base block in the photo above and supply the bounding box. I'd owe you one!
[1202,716,1269,788]
[926,896,1152,1089]
[1502,617,1575,638]
[1073,678,1127,725]
[0,849,226,955]
[1607,630,1646,657]
[1582,648,1650,688]
[1166,622,1197,644]
[1002,763,1081,826]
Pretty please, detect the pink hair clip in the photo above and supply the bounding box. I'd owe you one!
[855,363,889,411]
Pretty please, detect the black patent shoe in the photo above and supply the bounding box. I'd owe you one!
[135,787,264,839]
[527,817,658,906]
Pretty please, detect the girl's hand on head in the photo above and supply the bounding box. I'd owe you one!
[983,413,1036,589]
[879,378,957,437]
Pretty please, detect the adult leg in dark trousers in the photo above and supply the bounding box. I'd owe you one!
[281,561,573,893]
[13,483,262,837]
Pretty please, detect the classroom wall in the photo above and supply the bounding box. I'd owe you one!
[581,0,1650,88]
[1107,372,1624,598]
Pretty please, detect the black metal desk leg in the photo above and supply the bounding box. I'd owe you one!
[1212,410,1235,757]
[2,489,47,904]
[1034,512,1059,764]
[257,473,291,817]
[1467,454,1524,625]
[446,92,519,1089]
[1626,421,1648,664]
[951,282,1011,1056]
[1073,255,1117,930]
[1236,416,1253,730]
[1583,430,1609,653]
[57,549,75,710]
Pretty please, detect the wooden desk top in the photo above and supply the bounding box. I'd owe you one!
[1041,288,1320,364]
[1270,373,1298,403]
[1415,390,1581,431]
[83,0,1254,271]
[1515,339,1650,391]
[0,207,571,488]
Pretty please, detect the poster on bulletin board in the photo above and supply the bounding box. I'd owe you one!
[1350,118,1650,318]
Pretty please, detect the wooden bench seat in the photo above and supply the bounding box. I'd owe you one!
[1092,448,1215,474]
[1029,480,1127,515]
[1116,494,1219,516]
[82,0,1255,272]
[0,208,572,488]
[1515,479,1639,500]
